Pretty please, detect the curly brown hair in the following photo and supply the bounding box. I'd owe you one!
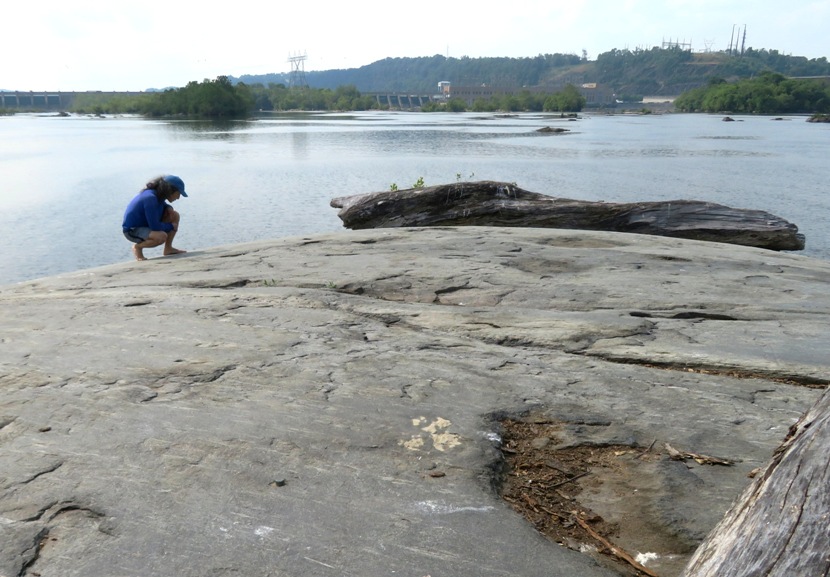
[145,176,179,201]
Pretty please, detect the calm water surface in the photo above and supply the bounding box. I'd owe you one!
[1,111,828,286]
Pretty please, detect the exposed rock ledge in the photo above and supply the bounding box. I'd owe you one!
[1,227,828,577]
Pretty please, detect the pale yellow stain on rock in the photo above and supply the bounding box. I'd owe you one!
[401,416,462,452]
[403,436,425,450]
[422,417,451,434]
[431,432,462,452]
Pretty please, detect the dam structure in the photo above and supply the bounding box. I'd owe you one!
[0,91,144,110]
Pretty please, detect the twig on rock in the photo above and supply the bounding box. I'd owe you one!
[574,514,661,577]
[664,443,734,466]
[549,471,590,490]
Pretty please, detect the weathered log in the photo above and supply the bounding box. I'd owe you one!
[681,386,830,577]
[330,181,805,251]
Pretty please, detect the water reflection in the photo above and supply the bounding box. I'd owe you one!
[292,131,308,159]
[161,118,254,140]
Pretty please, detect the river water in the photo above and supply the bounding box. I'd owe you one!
[1,111,828,286]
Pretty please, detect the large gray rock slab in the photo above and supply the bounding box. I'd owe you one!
[1,227,827,577]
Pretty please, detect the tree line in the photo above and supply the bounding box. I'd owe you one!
[67,72,830,117]
[422,85,586,113]
[674,72,830,114]
[59,46,830,117]
[67,78,588,117]
[70,76,254,117]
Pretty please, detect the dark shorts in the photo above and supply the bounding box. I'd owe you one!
[123,227,151,243]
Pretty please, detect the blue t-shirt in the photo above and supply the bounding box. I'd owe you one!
[122,189,174,233]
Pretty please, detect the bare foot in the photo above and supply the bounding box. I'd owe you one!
[163,247,187,256]
[133,246,147,261]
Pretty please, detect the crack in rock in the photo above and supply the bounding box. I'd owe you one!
[18,462,63,487]
[15,503,108,577]
[135,365,239,403]
[16,526,49,577]
[592,357,830,388]
[630,310,740,321]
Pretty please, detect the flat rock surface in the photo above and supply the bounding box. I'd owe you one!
[1,227,827,577]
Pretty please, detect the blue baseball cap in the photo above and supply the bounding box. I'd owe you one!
[163,175,188,197]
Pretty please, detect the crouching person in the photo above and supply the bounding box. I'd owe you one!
[122,175,188,261]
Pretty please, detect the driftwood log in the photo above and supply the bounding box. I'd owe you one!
[682,387,830,577]
[330,181,805,251]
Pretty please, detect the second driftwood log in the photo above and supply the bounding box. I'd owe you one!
[681,386,830,577]
[330,181,805,251]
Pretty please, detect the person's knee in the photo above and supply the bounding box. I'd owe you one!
[163,209,180,224]
[147,231,168,244]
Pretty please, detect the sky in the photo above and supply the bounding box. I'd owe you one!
[3,0,829,92]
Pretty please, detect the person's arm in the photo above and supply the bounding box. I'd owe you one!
[143,196,174,233]
[162,204,178,231]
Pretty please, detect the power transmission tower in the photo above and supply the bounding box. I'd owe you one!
[288,52,308,89]
[727,25,747,56]
[740,25,747,56]
[662,37,692,51]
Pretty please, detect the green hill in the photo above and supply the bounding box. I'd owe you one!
[232,47,830,99]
